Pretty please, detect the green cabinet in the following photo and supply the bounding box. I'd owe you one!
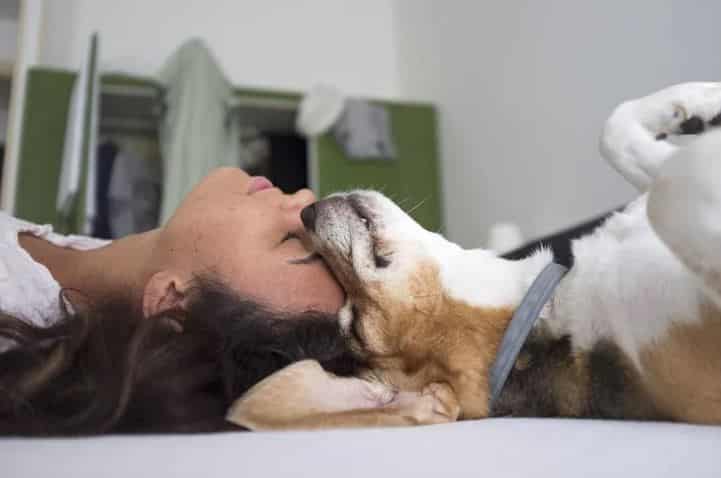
[15,69,75,226]
[316,101,441,232]
[14,67,443,234]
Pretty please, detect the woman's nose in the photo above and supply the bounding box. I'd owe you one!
[283,188,317,211]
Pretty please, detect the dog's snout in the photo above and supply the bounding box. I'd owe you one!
[304,196,351,232]
[301,204,317,231]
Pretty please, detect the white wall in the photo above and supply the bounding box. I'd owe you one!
[393,1,721,247]
[0,18,18,64]
[0,18,17,142]
[29,1,721,246]
[40,0,400,98]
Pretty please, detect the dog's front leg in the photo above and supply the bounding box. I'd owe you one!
[600,82,721,191]
[226,360,458,430]
[647,131,721,308]
[641,133,721,424]
[279,386,459,430]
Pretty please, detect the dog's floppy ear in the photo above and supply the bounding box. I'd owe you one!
[226,360,395,430]
[226,360,460,430]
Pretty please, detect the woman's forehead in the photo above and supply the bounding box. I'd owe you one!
[244,260,345,313]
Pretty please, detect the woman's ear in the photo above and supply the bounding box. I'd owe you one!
[142,271,189,318]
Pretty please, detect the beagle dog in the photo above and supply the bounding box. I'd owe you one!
[227,82,721,430]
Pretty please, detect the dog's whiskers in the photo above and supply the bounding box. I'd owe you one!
[395,196,412,208]
[405,196,429,216]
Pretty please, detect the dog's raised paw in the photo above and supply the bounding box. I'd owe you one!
[601,82,721,191]
[667,84,721,137]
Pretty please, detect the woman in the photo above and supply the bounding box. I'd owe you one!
[0,167,361,435]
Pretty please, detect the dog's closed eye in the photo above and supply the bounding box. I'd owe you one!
[373,248,391,268]
[350,305,365,345]
[347,196,391,269]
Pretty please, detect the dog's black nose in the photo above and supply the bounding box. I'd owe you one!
[301,204,317,231]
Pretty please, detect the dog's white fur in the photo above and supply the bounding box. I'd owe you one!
[337,82,721,416]
[228,82,721,429]
[336,82,721,374]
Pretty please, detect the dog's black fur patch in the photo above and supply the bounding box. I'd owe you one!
[491,330,662,420]
[710,111,721,127]
[679,116,706,135]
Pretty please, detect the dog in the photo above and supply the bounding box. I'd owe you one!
[227,82,721,430]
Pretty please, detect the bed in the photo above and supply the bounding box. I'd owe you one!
[4,418,721,477]
[5,212,721,477]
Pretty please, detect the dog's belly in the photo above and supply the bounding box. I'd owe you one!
[546,197,704,372]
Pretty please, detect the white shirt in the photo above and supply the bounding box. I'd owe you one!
[0,212,110,335]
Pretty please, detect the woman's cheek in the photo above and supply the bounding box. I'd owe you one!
[306,265,346,313]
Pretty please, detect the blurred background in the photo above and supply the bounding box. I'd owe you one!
[1,0,719,250]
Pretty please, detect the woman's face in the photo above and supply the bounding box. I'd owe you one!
[160,168,344,314]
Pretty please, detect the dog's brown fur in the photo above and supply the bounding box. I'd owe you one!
[227,248,721,429]
[349,260,512,419]
[227,260,518,428]
[227,198,721,431]
[640,301,721,423]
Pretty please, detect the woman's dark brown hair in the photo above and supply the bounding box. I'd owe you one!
[0,278,361,435]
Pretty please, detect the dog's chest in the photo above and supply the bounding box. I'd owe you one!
[542,198,703,370]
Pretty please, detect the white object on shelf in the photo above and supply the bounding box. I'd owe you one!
[296,84,345,137]
[487,222,523,254]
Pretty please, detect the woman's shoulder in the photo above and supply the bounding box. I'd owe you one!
[0,211,110,250]
[0,212,107,332]
[0,212,63,327]
[0,210,53,239]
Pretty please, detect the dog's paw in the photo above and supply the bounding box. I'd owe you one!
[401,395,453,426]
[655,84,721,138]
[601,82,721,191]
[422,382,461,421]
[388,383,460,426]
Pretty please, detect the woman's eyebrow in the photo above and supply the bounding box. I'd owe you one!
[287,253,321,265]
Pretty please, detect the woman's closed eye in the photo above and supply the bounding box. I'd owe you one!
[282,232,322,265]
[280,232,300,244]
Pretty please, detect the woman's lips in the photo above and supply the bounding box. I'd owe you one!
[247,176,274,194]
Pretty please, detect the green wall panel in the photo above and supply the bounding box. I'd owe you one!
[15,68,75,225]
[316,102,442,233]
[229,89,443,232]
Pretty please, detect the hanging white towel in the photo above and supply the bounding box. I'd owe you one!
[157,38,240,223]
[108,150,162,238]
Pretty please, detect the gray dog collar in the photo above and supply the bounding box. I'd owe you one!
[487,262,568,408]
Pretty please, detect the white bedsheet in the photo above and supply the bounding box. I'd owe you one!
[4,418,721,478]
